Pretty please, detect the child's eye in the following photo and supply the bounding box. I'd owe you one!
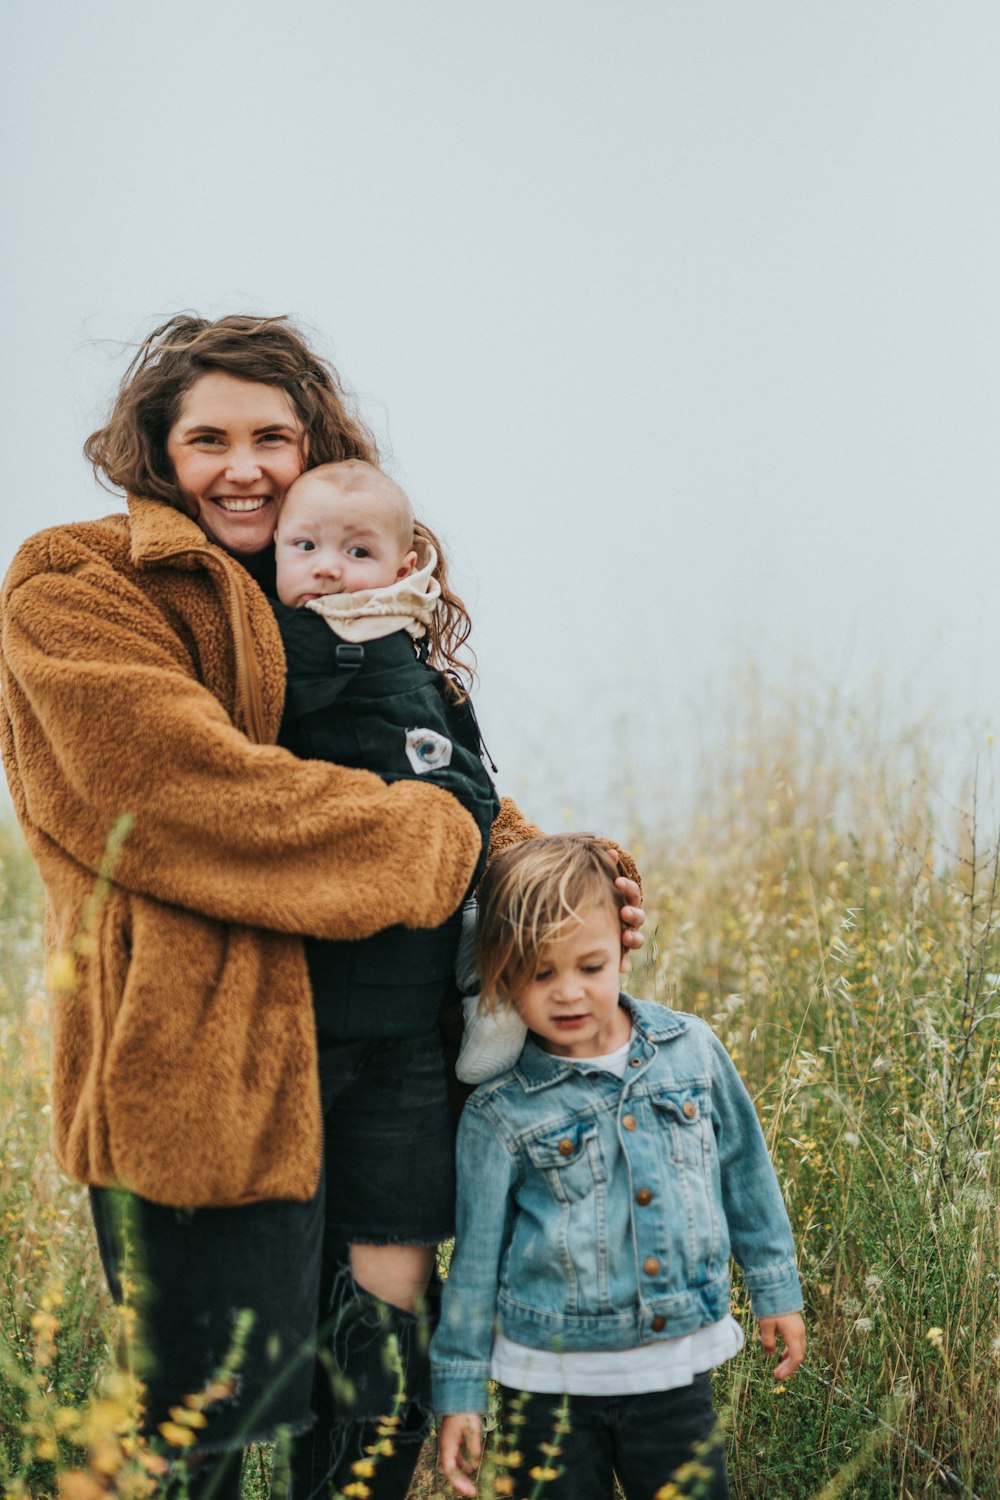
[346,546,370,559]
[292,539,315,552]
[534,968,553,983]
[582,963,606,975]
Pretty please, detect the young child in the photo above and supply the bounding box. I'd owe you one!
[272,459,501,1044]
[432,834,806,1500]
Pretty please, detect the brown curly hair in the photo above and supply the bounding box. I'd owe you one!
[84,313,379,509]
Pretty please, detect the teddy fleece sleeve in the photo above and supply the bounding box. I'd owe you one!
[1,555,481,940]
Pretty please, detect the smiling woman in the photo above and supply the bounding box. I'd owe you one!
[165,370,306,554]
[0,313,496,1500]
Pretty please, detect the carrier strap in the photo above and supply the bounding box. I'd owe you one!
[282,643,366,722]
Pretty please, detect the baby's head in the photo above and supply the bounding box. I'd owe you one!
[475,835,629,1056]
[275,460,418,607]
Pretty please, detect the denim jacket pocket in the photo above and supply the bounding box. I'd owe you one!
[525,1121,605,1204]
[651,1088,712,1160]
[650,1087,723,1274]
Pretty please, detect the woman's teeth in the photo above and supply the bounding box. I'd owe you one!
[215,497,268,512]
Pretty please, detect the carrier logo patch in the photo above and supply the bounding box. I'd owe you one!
[404,727,453,774]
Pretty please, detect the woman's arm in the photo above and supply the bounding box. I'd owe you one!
[1,544,480,940]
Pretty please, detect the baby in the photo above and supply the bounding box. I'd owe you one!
[276,460,421,620]
[270,460,500,1045]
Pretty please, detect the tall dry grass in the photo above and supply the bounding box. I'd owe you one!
[1,682,997,1497]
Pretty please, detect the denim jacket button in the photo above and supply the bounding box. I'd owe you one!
[635,1188,653,1206]
[682,1100,698,1119]
[650,1315,666,1332]
[628,1057,642,1067]
[557,1138,574,1157]
[643,1256,661,1276]
[622,1115,637,1131]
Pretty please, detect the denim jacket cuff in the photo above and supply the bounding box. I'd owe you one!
[744,1258,803,1318]
[431,1363,493,1417]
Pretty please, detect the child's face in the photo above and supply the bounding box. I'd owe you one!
[275,471,417,607]
[512,901,630,1059]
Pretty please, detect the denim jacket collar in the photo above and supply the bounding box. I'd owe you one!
[513,993,691,1094]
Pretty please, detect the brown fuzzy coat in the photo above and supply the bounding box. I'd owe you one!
[0,497,542,1208]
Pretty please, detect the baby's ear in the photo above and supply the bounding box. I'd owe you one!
[397,551,418,579]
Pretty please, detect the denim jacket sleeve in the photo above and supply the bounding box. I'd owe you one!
[430,1097,517,1415]
[708,1029,803,1317]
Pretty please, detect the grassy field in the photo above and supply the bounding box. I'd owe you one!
[1,694,997,1498]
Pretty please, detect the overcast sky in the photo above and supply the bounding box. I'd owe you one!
[3,1,999,832]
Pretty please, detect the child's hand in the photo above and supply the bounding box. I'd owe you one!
[438,1411,483,1497]
[759,1312,806,1380]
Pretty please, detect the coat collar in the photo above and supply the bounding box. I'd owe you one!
[513,994,689,1093]
[126,493,220,570]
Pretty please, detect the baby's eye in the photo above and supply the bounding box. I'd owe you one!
[346,546,370,559]
[582,963,606,975]
[292,539,315,552]
[534,968,553,983]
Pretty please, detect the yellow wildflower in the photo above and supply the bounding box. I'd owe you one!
[46,950,77,995]
[57,1474,106,1500]
[167,1405,208,1429]
[158,1421,196,1447]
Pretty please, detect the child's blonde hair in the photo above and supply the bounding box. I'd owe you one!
[475,835,626,1008]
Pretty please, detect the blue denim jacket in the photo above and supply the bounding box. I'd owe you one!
[431,995,802,1414]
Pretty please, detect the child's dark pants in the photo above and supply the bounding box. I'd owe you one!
[499,1374,731,1500]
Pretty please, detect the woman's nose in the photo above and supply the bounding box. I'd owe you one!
[225,448,263,482]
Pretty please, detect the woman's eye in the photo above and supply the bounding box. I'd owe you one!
[259,432,290,445]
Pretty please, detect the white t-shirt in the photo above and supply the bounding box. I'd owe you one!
[489,1033,744,1395]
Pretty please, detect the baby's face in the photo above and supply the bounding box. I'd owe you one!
[275,472,417,607]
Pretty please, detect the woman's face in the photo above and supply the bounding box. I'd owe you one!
[166,370,306,555]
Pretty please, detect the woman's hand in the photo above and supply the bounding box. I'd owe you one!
[759,1311,806,1380]
[437,1411,483,1497]
[604,848,645,974]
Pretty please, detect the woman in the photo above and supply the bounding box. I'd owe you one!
[0,315,643,1498]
